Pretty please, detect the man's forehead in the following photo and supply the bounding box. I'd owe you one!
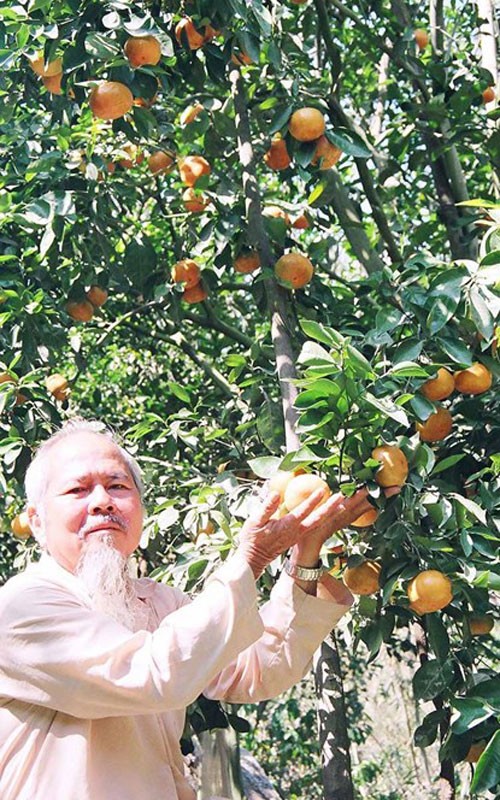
[46,433,131,477]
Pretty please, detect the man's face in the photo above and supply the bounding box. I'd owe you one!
[28,432,144,572]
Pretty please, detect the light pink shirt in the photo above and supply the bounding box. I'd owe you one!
[0,552,348,799]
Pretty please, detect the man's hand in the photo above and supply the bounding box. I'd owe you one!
[238,485,396,578]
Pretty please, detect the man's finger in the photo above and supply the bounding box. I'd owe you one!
[284,487,330,522]
[247,491,281,525]
[300,487,371,530]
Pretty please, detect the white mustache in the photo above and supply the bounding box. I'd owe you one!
[77,513,128,541]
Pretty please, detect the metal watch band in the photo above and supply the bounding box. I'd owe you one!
[283,557,325,582]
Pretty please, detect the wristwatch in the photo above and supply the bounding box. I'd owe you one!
[283,557,325,582]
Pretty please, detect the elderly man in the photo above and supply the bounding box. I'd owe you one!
[0,419,379,800]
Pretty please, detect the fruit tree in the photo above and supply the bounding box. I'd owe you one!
[0,0,499,798]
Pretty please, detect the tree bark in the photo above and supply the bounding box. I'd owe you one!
[314,633,355,800]
[200,728,244,800]
[476,0,499,196]
[230,66,300,451]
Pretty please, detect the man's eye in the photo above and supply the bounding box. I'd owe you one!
[67,487,85,494]
[110,483,127,490]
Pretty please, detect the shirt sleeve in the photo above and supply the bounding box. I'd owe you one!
[203,570,350,703]
[0,553,263,720]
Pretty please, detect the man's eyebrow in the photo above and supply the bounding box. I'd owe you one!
[62,470,132,483]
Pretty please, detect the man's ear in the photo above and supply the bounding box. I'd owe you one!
[27,505,46,547]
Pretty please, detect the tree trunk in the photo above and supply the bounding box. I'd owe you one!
[230,63,356,799]
[199,728,245,800]
[314,633,355,800]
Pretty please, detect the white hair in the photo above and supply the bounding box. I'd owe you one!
[25,418,144,507]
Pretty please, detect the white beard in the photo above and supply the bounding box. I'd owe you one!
[75,533,148,632]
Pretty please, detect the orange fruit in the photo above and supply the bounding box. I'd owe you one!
[231,51,253,66]
[454,362,492,395]
[119,144,144,169]
[28,54,62,77]
[203,25,220,42]
[45,373,70,401]
[275,253,314,289]
[414,28,429,50]
[178,155,211,187]
[171,258,201,288]
[482,87,495,104]
[407,570,453,614]
[175,17,206,50]
[124,35,162,67]
[292,213,310,230]
[343,560,381,595]
[197,520,215,536]
[0,372,16,385]
[263,205,291,226]
[289,107,325,142]
[234,251,261,274]
[416,406,453,442]
[464,741,487,763]
[86,286,108,307]
[372,445,408,487]
[11,511,31,539]
[42,72,63,94]
[268,469,305,503]
[180,103,204,125]
[148,150,175,175]
[420,367,455,401]
[182,283,208,304]
[311,135,342,169]
[351,507,378,528]
[283,473,331,511]
[15,393,28,406]
[65,299,94,322]
[182,187,209,213]
[264,135,291,171]
[89,81,134,120]
[468,615,494,636]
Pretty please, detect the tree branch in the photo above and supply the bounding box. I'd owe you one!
[229,66,300,451]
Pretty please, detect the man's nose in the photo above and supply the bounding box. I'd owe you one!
[88,485,116,514]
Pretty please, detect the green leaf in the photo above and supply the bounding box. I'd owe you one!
[329,128,371,158]
[187,559,209,580]
[426,294,460,334]
[269,104,293,134]
[412,659,454,701]
[426,614,450,661]
[389,361,430,377]
[247,456,282,478]
[295,379,341,407]
[393,338,424,363]
[307,181,325,205]
[469,286,495,339]
[470,729,500,794]
[451,698,494,735]
[85,32,121,57]
[430,454,466,475]
[364,393,410,427]
[439,337,473,365]
[300,320,344,348]
[450,493,487,525]
[167,382,191,403]
[122,236,157,289]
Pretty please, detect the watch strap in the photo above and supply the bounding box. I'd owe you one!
[283,557,325,582]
